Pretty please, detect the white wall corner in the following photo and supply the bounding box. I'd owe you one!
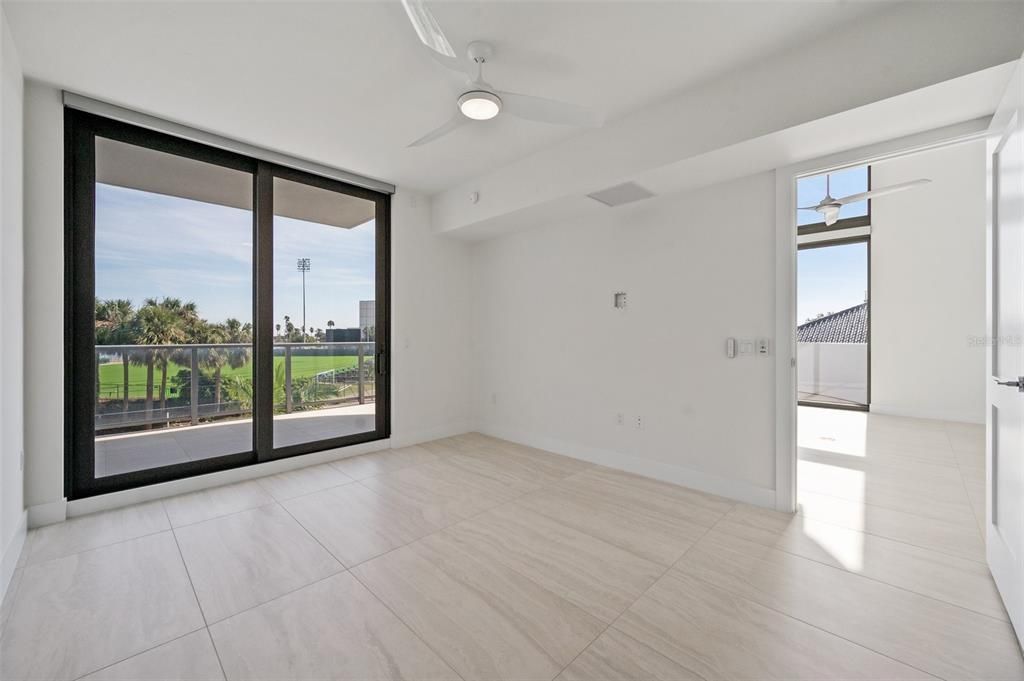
[1,510,27,602]
[389,421,473,449]
[479,423,776,509]
[870,403,985,426]
[27,497,67,528]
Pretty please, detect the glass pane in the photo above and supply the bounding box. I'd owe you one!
[93,138,254,477]
[272,176,376,449]
[797,165,869,226]
[797,242,868,407]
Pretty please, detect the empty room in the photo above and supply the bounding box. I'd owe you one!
[0,1,1023,680]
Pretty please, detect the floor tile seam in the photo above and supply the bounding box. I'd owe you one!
[670,567,949,681]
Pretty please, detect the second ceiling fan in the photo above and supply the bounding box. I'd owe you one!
[401,0,604,147]
[800,173,931,226]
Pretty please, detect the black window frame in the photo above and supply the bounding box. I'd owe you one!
[796,233,871,412]
[65,108,391,499]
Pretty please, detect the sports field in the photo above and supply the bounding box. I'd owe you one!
[97,354,363,400]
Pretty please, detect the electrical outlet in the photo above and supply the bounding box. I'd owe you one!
[616,413,624,426]
[635,415,643,430]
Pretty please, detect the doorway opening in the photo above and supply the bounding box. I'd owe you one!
[784,139,988,586]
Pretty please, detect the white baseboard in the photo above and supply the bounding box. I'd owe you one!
[67,438,390,518]
[390,421,472,448]
[477,422,776,509]
[28,498,67,528]
[1,511,27,603]
[870,403,984,425]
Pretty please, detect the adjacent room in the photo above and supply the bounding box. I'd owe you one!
[0,2,1023,680]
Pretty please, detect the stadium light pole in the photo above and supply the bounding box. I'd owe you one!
[297,258,311,339]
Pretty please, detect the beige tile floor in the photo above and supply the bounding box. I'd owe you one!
[1,409,1021,680]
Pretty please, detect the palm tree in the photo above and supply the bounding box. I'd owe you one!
[219,318,252,409]
[134,298,195,423]
[192,321,225,413]
[225,362,284,412]
[95,299,135,412]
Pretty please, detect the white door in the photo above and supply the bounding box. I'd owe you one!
[988,54,1024,644]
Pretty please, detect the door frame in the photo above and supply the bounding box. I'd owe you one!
[773,117,991,512]
[65,109,392,499]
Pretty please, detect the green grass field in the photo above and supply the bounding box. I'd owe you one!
[98,355,363,400]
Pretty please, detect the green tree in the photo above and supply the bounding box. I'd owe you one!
[133,297,197,423]
[218,318,252,408]
[224,362,285,412]
[95,298,135,413]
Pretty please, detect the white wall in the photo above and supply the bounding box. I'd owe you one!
[0,2,25,597]
[22,81,62,522]
[797,342,868,404]
[471,173,778,505]
[871,141,987,423]
[390,189,474,446]
[21,81,474,521]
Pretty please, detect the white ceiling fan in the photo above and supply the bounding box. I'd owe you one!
[401,0,604,147]
[799,174,931,226]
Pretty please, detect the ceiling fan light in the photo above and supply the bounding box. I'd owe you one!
[458,90,501,120]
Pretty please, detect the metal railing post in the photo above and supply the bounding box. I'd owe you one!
[358,343,365,404]
[190,347,199,425]
[285,345,293,413]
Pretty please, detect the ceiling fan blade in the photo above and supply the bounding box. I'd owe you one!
[400,0,474,76]
[497,91,604,128]
[836,178,931,205]
[407,114,467,147]
[400,0,456,58]
[798,206,823,211]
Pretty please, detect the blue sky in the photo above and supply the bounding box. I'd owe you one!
[798,241,868,323]
[797,165,867,226]
[96,165,866,330]
[796,166,869,322]
[95,184,375,330]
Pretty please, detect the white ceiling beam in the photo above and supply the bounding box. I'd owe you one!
[432,2,1024,238]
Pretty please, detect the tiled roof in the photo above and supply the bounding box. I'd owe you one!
[798,302,867,343]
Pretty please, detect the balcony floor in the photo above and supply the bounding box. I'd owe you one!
[95,404,376,478]
[798,391,866,408]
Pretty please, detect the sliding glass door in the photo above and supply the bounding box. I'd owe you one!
[269,172,385,455]
[66,110,390,498]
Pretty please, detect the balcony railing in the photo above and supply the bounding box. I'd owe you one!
[95,341,375,434]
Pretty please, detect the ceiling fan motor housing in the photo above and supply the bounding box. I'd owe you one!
[458,90,502,120]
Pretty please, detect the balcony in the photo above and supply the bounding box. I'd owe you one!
[94,342,376,477]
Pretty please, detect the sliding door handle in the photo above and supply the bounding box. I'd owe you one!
[993,376,1024,392]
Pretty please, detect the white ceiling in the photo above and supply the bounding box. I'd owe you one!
[6,1,889,193]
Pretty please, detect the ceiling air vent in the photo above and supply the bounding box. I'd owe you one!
[586,182,655,207]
